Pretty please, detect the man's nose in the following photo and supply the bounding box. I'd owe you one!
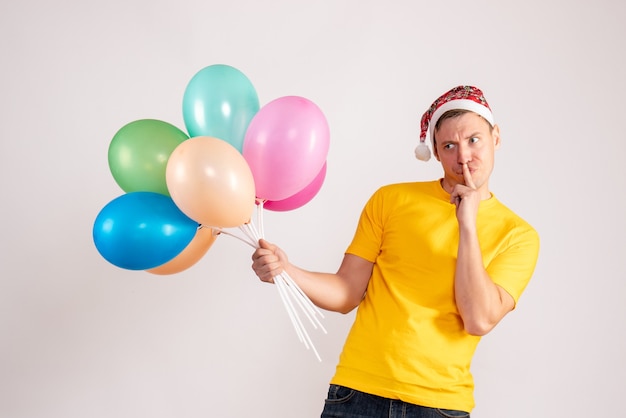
[457,144,471,164]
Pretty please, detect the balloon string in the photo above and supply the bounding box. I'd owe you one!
[214,227,257,249]
[274,273,321,361]
[240,222,261,246]
[274,273,306,344]
[216,212,325,361]
[257,200,266,239]
[281,274,326,333]
[281,271,327,325]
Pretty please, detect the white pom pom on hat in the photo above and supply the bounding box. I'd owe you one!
[415,85,495,161]
[414,142,431,161]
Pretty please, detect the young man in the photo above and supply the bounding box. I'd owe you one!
[251,86,540,417]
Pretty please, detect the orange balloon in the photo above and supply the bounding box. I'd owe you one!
[166,136,256,228]
[147,226,217,275]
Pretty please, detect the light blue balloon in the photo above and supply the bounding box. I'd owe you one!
[93,192,198,270]
[182,64,260,152]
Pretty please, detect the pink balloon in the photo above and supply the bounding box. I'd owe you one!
[243,96,330,201]
[263,162,327,212]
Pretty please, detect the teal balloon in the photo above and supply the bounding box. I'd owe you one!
[182,64,259,152]
[93,192,198,270]
[108,119,189,196]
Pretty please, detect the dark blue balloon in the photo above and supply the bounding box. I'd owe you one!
[93,191,198,270]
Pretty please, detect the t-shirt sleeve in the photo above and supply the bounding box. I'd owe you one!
[345,189,384,263]
[487,226,540,305]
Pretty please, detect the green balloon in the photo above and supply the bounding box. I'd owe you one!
[108,119,189,196]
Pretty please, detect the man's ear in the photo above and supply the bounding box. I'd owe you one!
[492,124,501,150]
[432,137,440,161]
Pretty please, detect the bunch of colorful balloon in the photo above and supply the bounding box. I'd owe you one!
[93,64,330,359]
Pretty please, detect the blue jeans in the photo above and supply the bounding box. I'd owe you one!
[321,385,470,418]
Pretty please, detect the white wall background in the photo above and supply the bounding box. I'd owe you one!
[1,1,624,417]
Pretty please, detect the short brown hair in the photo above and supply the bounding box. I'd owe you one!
[432,109,494,146]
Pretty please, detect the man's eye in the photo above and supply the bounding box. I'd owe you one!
[469,137,480,143]
[443,143,455,150]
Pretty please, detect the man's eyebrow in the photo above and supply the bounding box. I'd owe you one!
[465,131,482,139]
[440,138,457,143]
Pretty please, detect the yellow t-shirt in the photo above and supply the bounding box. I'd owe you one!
[330,180,540,412]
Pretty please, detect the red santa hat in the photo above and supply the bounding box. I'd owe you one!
[415,85,495,161]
